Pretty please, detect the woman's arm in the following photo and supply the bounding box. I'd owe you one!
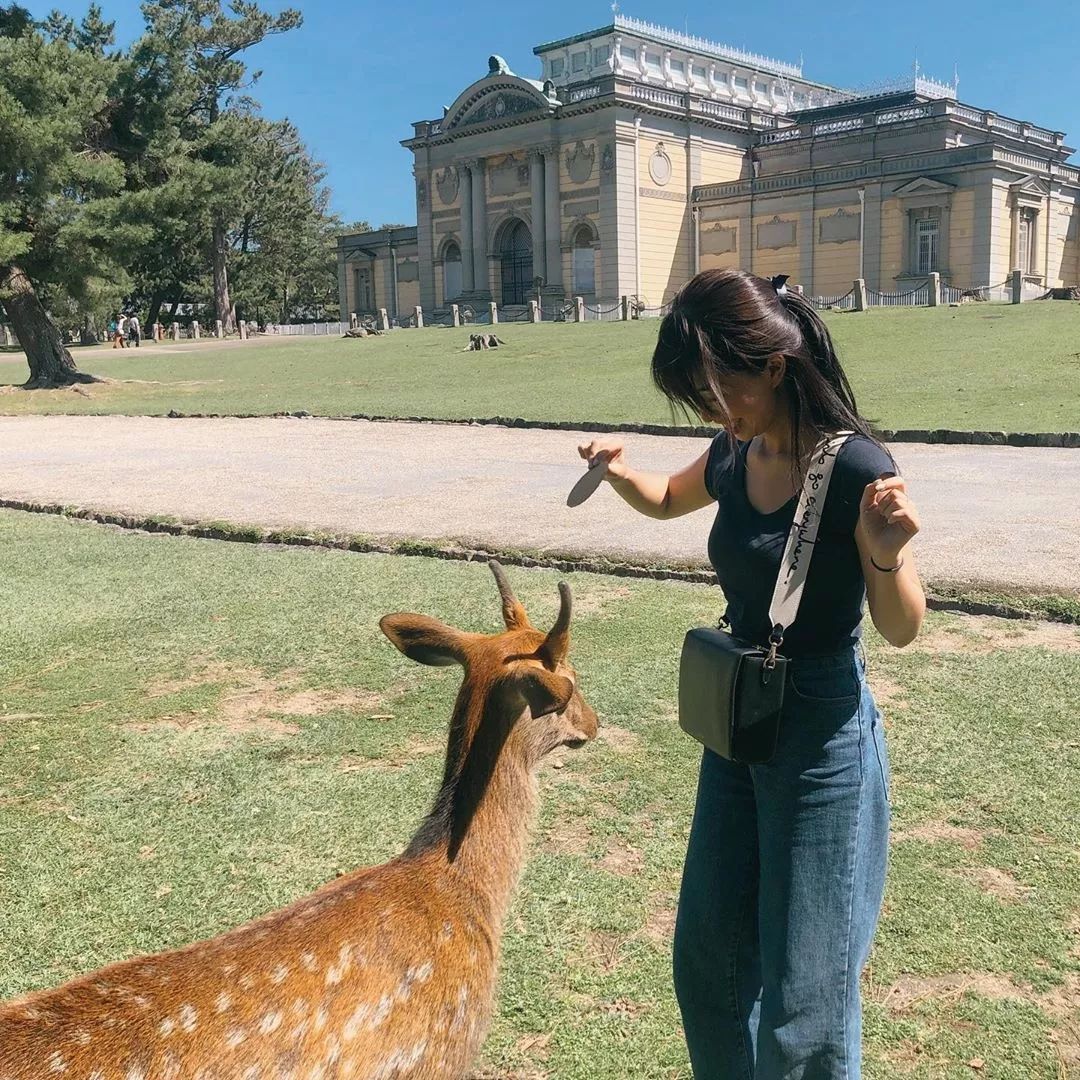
[578,440,715,520]
[855,476,926,647]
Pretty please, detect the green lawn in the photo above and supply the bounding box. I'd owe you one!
[2,303,1078,431]
[1,510,1077,1078]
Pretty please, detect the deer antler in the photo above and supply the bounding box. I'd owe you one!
[540,582,572,666]
[488,560,531,630]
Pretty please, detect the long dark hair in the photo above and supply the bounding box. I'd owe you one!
[651,268,882,480]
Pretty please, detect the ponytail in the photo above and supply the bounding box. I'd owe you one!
[777,290,864,422]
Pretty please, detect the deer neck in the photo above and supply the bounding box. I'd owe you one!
[406,678,539,929]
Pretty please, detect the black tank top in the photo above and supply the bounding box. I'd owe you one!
[704,433,895,658]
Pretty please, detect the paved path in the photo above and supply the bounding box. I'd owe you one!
[0,416,1076,593]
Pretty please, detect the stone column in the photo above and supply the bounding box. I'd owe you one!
[460,162,475,294]
[927,272,941,306]
[192,321,201,339]
[451,304,460,327]
[239,320,248,340]
[3,326,12,347]
[215,320,223,339]
[529,148,547,283]
[414,305,424,329]
[543,147,561,290]
[414,165,436,312]
[337,251,348,327]
[1011,268,1023,304]
[853,279,868,311]
[471,160,488,294]
[528,300,540,323]
[170,322,180,340]
[574,296,585,321]
[489,302,498,323]
[378,308,390,331]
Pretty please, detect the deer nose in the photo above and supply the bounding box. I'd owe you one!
[577,701,599,740]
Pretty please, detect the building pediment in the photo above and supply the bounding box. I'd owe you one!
[1010,174,1050,198]
[1010,174,1050,209]
[893,177,956,198]
[444,75,557,132]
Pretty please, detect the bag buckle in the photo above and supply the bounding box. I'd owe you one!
[764,626,784,671]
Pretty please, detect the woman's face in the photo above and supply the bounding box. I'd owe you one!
[691,365,782,439]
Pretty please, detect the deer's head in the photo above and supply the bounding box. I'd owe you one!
[380,562,598,769]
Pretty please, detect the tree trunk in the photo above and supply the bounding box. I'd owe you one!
[0,265,99,388]
[167,297,180,319]
[146,290,165,332]
[79,314,100,346]
[213,221,234,334]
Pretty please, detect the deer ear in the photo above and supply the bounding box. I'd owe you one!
[516,667,574,719]
[380,614,468,667]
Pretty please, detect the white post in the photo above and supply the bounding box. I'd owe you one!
[854,279,868,312]
[528,299,540,323]
[171,322,181,340]
[3,326,13,347]
[349,312,358,329]
[192,320,201,339]
[574,295,585,322]
[378,308,390,331]
[489,301,498,324]
[451,304,460,327]
[215,320,223,339]
[927,272,941,307]
[239,320,248,340]
[414,305,424,329]
[621,295,630,321]
[1011,268,1023,304]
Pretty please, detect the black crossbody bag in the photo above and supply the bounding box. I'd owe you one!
[678,433,852,764]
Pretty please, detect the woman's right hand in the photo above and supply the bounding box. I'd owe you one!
[578,438,629,480]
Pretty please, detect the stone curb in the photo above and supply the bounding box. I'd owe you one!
[3,498,1075,625]
[155,410,1080,448]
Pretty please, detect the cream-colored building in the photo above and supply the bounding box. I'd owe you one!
[338,15,1080,317]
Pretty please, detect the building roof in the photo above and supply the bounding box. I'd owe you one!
[535,14,803,80]
[339,226,418,253]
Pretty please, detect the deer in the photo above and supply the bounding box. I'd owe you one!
[0,562,598,1080]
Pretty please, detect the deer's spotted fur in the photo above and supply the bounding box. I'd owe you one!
[0,563,597,1079]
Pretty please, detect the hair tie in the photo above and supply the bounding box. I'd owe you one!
[771,274,790,298]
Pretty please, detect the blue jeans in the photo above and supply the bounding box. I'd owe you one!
[673,646,890,1079]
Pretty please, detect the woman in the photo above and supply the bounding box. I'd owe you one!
[578,269,925,1079]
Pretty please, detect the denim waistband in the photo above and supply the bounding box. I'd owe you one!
[784,643,865,674]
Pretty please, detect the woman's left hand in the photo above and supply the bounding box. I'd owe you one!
[860,475,920,565]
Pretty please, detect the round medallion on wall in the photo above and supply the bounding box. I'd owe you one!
[649,143,672,186]
[494,95,507,117]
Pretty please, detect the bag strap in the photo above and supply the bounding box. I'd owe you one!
[764,431,854,663]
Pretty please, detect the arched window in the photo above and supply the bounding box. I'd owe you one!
[443,241,462,302]
[571,225,596,295]
[499,220,533,306]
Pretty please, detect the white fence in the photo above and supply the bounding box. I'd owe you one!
[808,271,1061,311]
[866,284,929,307]
[582,299,624,322]
[299,272,1069,339]
[266,321,348,336]
[811,289,857,311]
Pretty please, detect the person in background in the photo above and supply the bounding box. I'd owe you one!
[127,313,142,348]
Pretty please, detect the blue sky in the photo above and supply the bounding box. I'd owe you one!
[29,1,1080,227]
